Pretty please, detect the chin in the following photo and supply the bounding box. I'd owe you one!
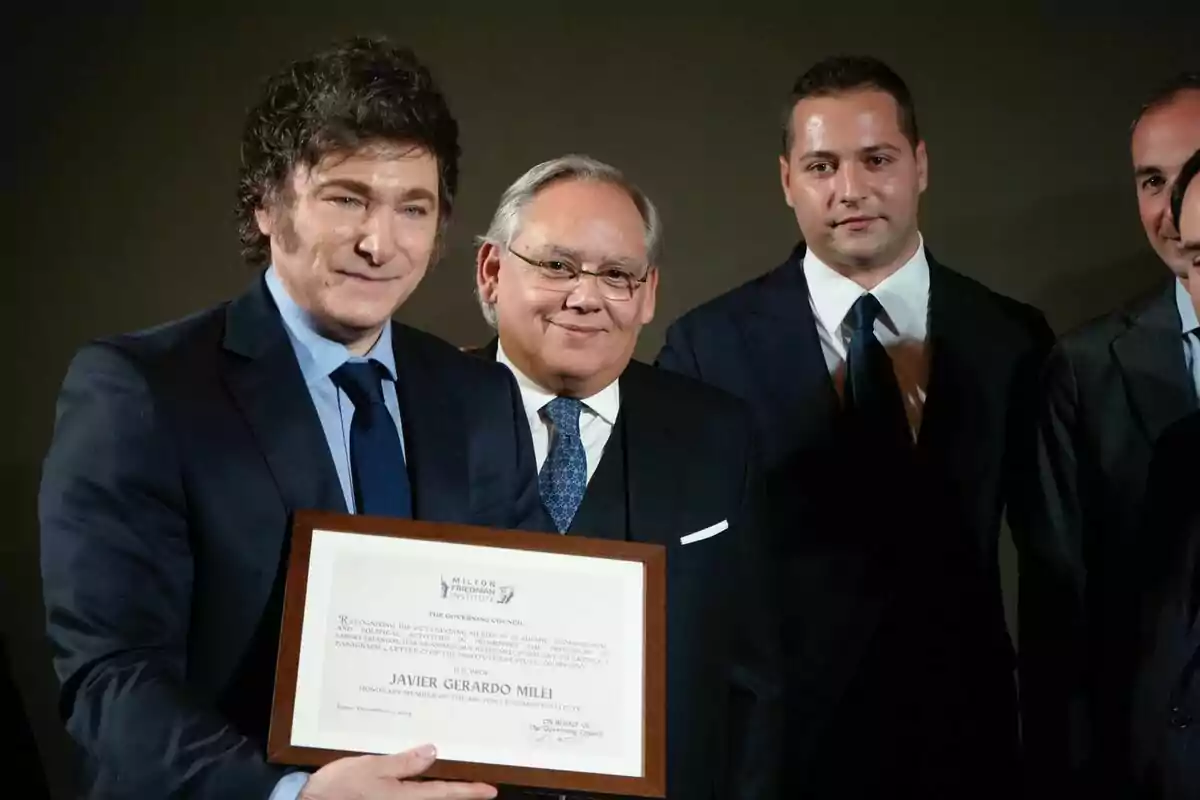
[321,301,397,336]
[833,243,886,264]
[546,350,604,380]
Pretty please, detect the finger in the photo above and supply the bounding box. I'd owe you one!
[401,780,498,799]
[371,744,438,779]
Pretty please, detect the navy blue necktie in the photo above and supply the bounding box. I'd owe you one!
[331,361,412,518]
[539,397,587,533]
[844,293,912,456]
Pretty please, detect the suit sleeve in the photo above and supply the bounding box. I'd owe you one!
[1010,337,1091,795]
[655,317,703,380]
[725,417,784,800]
[38,343,293,799]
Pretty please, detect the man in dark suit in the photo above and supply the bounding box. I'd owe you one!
[1020,73,1200,795]
[38,37,535,800]
[471,155,782,799]
[1130,412,1200,800]
[656,56,1054,797]
[1129,146,1200,800]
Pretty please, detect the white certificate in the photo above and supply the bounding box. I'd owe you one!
[287,527,647,778]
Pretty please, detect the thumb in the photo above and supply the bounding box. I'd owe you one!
[372,744,438,779]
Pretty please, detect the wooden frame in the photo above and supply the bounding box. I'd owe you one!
[268,509,667,797]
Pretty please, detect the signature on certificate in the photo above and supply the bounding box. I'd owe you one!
[528,718,603,744]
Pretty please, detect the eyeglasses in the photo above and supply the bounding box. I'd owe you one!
[506,246,650,301]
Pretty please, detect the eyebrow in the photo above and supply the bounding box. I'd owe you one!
[315,177,373,195]
[799,143,903,161]
[537,244,646,269]
[861,144,902,155]
[1133,165,1164,180]
[315,178,438,205]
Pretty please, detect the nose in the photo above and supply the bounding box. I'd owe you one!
[1162,210,1180,238]
[836,161,868,204]
[563,272,605,313]
[356,208,398,266]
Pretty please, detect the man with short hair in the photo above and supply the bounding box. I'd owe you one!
[1020,73,1200,795]
[38,37,537,800]
[472,154,782,799]
[657,55,1054,797]
[1128,146,1200,800]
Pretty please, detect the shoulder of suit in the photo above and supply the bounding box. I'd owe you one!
[86,299,232,367]
[667,256,797,331]
[623,360,752,421]
[1052,279,1174,359]
[932,262,1049,333]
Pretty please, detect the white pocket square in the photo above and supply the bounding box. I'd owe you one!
[680,519,729,545]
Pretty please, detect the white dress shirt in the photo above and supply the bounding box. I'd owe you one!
[1175,278,1200,402]
[803,236,932,438]
[496,340,620,484]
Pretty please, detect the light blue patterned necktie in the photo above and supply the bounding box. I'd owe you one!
[539,396,587,533]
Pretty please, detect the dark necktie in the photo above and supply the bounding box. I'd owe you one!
[539,396,587,533]
[331,361,412,518]
[843,293,912,456]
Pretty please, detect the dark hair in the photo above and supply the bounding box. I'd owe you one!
[781,55,919,155]
[1131,71,1200,134]
[236,36,461,266]
[1171,148,1200,233]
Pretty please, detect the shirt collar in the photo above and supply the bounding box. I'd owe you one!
[265,265,397,386]
[802,235,930,339]
[495,338,621,425]
[1176,277,1199,335]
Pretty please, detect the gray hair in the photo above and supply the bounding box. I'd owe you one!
[475,154,662,327]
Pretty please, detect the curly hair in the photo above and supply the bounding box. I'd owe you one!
[236,36,461,266]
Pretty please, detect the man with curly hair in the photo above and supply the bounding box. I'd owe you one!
[38,36,538,800]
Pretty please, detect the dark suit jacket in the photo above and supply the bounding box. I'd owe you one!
[38,275,540,799]
[656,242,1054,798]
[473,342,783,800]
[1021,280,1197,794]
[1130,410,1200,800]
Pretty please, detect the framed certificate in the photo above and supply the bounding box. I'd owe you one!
[267,510,667,797]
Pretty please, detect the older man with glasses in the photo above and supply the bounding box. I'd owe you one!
[470,154,783,799]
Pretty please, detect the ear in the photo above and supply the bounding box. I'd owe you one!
[254,206,273,236]
[915,140,929,194]
[476,241,502,303]
[639,267,660,326]
[779,155,795,208]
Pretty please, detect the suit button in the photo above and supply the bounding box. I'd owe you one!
[1170,706,1192,728]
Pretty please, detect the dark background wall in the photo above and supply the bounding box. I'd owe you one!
[5,2,1198,796]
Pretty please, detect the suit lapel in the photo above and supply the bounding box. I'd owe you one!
[741,246,840,465]
[917,261,991,486]
[221,276,345,516]
[568,414,629,541]
[1113,283,1195,444]
[610,363,682,548]
[392,324,469,523]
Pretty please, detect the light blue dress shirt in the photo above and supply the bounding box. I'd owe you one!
[264,266,407,799]
[1175,279,1200,404]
